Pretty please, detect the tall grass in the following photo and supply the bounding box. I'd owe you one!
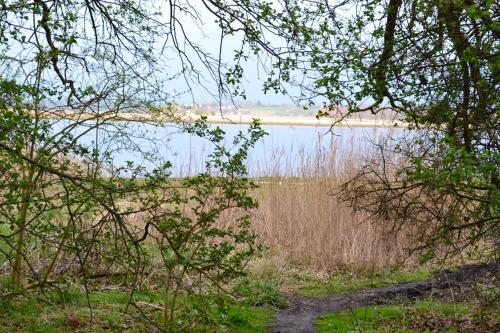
[249,130,412,272]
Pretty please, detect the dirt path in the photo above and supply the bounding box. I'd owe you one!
[268,263,499,333]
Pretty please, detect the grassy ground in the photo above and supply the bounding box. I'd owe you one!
[0,288,274,333]
[0,233,494,333]
[316,297,499,333]
[244,253,432,297]
[1,263,497,332]
[282,268,431,297]
[0,263,433,332]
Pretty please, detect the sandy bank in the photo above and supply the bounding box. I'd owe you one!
[201,114,407,128]
[34,110,407,128]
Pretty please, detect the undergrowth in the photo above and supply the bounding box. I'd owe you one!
[0,288,274,333]
[316,298,499,333]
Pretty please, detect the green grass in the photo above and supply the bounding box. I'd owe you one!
[245,251,432,298]
[316,305,405,332]
[284,268,431,297]
[226,304,273,333]
[315,299,485,333]
[0,289,274,332]
[233,278,288,308]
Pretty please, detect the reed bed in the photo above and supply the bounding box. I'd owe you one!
[107,127,412,273]
[248,131,412,272]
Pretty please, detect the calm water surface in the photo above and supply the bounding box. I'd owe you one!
[53,121,401,177]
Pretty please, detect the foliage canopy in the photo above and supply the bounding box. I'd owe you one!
[0,0,266,329]
[0,2,498,330]
[206,0,499,260]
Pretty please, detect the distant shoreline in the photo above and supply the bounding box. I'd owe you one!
[33,111,407,128]
[200,114,407,128]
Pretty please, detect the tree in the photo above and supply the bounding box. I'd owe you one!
[197,0,499,260]
[1,0,497,325]
[0,0,174,289]
[0,1,266,328]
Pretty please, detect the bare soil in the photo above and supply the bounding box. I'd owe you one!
[268,262,499,333]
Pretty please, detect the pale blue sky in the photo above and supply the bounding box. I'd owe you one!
[157,1,299,105]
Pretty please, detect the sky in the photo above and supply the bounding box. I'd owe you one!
[157,1,299,106]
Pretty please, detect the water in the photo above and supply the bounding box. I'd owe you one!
[50,120,401,177]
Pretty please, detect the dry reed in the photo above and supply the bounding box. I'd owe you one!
[249,131,413,272]
[122,128,413,273]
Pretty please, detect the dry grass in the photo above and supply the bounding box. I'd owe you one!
[249,133,413,273]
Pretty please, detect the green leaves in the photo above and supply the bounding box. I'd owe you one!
[0,1,273,329]
[342,129,499,262]
[141,119,266,326]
